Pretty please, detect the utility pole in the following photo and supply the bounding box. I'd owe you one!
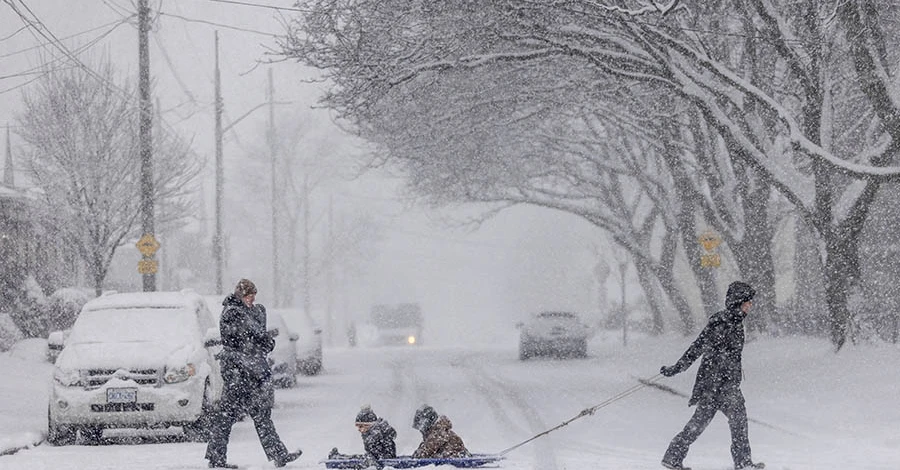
[214,31,225,294]
[268,69,279,305]
[326,195,334,346]
[155,97,166,290]
[302,172,311,326]
[138,0,157,291]
[4,126,13,186]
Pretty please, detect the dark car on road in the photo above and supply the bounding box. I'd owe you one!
[517,311,592,360]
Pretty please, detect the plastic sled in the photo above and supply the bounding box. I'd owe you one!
[322,453,504,468]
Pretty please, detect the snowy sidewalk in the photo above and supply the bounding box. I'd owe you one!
[0,340,54,456]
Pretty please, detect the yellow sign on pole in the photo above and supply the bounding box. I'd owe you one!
[698,230,722,268]
[700,253,721,268]
[138,259,158,275]
[698,230,721,252]
[136,233,160,257]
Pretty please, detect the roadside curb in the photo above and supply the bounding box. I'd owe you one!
[0,433,44,457]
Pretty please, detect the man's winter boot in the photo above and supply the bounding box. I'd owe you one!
[661,460,691,470]
[207,461,238,469]
[274,450,303,468]
[735,462,765,470]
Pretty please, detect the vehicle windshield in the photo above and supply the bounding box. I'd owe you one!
[68,307,196,344]
[371,304,422,328]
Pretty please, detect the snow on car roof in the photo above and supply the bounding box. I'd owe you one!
[82,291,202,312]
[536,311,578,318]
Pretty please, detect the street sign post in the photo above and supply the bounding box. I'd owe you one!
[136,233,160,276]
[136,233,160,257]
[698,230,722,268]
[138,259,158,275]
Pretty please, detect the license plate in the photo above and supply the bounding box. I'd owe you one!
[107,387,137,404]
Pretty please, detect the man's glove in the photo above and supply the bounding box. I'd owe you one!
[660,365,678,377]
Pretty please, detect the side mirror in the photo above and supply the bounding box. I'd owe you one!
[47,330,65,363]
[203,327,222,348]
[48,330,65,349]
[289,333,299,342]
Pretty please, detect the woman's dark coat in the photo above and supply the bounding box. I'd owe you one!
[668,302,747,407]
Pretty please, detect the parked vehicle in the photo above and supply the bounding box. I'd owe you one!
[266,311,299,387]
[48,290,223,445]
[370,303,423,346]
[517,311,592,360]
[269,308,323,376]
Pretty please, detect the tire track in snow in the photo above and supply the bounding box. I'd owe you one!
[455,352,559,470]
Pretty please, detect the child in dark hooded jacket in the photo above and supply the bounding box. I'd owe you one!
[355,406,397,460]
[329,406,397,469]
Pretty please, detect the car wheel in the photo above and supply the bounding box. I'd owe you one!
[273,375,297,388]
[298,351,322,376]
[183,381,213,442]
[81,426,103,445]
[519,339,533,360]
[47,409,76,446]
[572,339,588,358]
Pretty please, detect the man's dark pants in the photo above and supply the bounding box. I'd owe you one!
[663,390,751,467]
[205,364,289,464]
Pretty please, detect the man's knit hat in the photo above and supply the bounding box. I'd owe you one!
[234,278,257,297]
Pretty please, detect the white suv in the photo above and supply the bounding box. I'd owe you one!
[48,290,224,445]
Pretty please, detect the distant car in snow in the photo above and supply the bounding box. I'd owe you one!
[266,311,299,387]
[370,303,423,346]
[268,308,323,376]
[517,311,592,360]
[48,290,224,445]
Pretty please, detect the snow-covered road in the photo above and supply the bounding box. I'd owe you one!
[1,334,898,469]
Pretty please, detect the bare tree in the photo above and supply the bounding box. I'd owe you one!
[281,0,900,348]
[16,61,200,295]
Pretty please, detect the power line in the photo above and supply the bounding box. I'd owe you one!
[202,0,309,13]
[0,24,28,41]
[159,11,280,36]
[0,17,129,94]
[0,17,132,59]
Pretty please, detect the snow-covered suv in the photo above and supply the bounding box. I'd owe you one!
[47,290,224,445]
[517,311,592,360]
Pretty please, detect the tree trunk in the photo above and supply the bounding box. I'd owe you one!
[632,256,666,335]
[824,239,855,350]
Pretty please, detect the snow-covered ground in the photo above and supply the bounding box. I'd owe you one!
[0,332,897,469]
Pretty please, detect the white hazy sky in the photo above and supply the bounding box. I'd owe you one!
[1,1,617,346]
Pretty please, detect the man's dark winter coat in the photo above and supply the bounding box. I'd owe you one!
[218,293,275,381]
[361,419,397,460]
[206,294,290,465]
[667,288,749,407]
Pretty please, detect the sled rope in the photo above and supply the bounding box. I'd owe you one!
[497,373,663,456]
[637,378,805,438]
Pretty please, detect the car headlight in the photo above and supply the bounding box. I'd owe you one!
[407,335,416,345]
[54,368,82,387]
[164,363,196,384]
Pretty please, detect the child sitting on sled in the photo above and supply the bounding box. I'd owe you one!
[411,404,471,459]
[329,406,397,469]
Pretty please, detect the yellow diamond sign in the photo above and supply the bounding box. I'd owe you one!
[136,233,160,257]
[698,230,721,252]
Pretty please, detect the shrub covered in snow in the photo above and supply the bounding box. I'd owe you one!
[45,288,91,333]
[0,313,24,352]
